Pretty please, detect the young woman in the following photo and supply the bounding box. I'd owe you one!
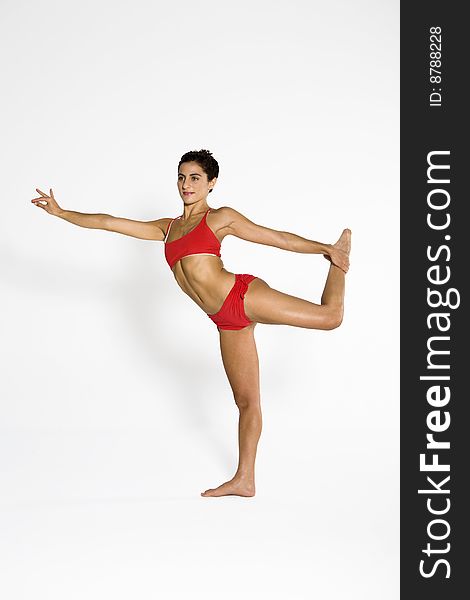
[31,148,351,498]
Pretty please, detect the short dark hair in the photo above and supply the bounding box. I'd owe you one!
[178,149,219,193]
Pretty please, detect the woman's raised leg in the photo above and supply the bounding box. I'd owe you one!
[244,229,351,329]
[201,323,261,498]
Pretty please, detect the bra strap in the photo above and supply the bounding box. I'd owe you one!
[164,216,181,242]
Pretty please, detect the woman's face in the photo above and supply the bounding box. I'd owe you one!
[177,161,216,204]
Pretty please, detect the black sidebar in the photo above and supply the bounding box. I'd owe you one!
[401,2,467,599]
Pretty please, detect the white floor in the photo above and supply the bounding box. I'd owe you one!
[0,428,398,600]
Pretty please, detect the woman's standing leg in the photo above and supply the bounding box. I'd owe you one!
[201,323,261,497]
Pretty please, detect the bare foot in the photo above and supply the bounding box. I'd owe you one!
[335,228,351,255]
[201,477,255,498]
[324,228,351,268]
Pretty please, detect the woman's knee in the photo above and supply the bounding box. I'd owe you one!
[234,392,260,410]
[321,305,343,330]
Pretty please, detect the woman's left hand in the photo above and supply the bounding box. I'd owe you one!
[324,246,350,273]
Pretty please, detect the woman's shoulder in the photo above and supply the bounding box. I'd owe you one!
[211,205,243,221]
[209,205,240,230]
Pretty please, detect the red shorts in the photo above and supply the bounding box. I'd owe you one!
[207,274,257,330]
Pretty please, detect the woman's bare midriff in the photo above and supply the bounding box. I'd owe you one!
[171,254,236,315]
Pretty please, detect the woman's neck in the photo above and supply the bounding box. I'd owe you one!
[181,202,209,220]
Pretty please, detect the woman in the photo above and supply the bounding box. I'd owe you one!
[31,148,351,498]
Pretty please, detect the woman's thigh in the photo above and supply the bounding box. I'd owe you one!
[244,278,333,329]
[218,324,260,405]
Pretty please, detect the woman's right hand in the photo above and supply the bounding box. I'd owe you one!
[31,188,63,216]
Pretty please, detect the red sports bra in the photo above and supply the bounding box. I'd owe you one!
[164,208,221,270]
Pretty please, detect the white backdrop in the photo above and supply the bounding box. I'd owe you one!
[0,1,399,599]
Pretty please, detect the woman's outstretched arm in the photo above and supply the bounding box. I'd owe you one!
[219,206,349,271]
[31,187,167,241]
